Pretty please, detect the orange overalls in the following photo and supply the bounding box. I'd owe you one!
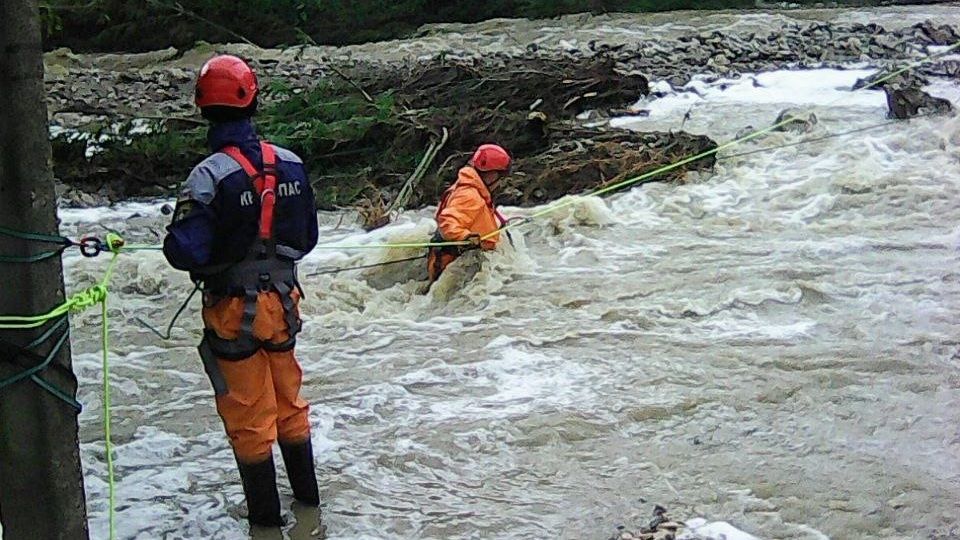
[428,166,503,282]
[201,291,310,463]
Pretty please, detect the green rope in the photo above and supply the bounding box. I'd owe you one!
[0,245,121,539]
[307,254,428,277]
[0,317,69,388]
[114,44,959,251]
[22,316,69,350]
[122,240,467,252]
[0,317,81,411]
[0,223,72,263]
[119,243,164,252]
[0,285,107,329]
[100,266,116,540]
[311,240,468,250]
[116,38,956,255]
[97,237,121,539]
[134,281,200,340]
[0,40,946,540]
[0,249,68,264]
[718,117,905,161]
[0,224,70,245]
[28,369,82,411]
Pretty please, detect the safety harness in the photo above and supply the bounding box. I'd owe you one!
[199,141,302,360]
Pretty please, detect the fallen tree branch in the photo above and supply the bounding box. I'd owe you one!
[323,61,376,105]
[386,126,449,217]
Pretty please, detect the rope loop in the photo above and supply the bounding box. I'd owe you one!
[69,284,108,311]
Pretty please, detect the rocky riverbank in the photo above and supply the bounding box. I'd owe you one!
[44,9,960,217]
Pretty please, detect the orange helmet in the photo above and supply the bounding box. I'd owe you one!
[469,144,511,172]
[195,55,258,109]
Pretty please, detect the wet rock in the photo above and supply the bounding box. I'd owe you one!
[773,108,818,133]
[708,54,731,67]
[884,87,953,119]
[872,33,904,51]
[912,20,960,46]
[924,58,960,80]
[610,505,686,540]
[852,70,927,92]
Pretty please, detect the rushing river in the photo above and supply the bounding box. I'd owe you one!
[31,6,960,540]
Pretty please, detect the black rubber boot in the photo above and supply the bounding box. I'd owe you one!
[237,455,283,527]
[279,438,320,506]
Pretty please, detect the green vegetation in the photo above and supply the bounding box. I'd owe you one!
[52,80,411,208]
[41,0,919,52]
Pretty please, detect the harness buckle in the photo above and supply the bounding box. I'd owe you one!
[257,272,271,291]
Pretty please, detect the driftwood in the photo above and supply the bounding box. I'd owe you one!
[396,56,648,116]
[53,52,718,216]
[498,129,717,207]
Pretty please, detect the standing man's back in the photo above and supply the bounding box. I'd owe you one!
[163,54,321,529]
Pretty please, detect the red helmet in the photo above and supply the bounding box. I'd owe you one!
[469,144,511,172]
[195,55,258,109]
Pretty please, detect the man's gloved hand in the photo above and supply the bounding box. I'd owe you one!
[465,234,482,249]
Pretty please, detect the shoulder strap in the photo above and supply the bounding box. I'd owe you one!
[220,142,278,242]
[257,142,278,241]
[220,145,258,178]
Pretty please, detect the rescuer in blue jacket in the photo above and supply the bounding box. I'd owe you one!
[163,54,320,528]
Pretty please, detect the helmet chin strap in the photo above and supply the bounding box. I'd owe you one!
[480,170,503,192]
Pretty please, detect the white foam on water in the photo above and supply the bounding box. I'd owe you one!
[680,519,761,540]
[613,68,885,125]
[426,346,599,422]
[58,201,173,224]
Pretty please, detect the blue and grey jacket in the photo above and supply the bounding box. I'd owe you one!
[163,119,319,275]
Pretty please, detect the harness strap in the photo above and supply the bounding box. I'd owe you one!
[274,282,302,338]
[203,142,301,360]
[203,284,299,360]
[493,208,508,228]
[239,287,259,343]
[221,141,278,241]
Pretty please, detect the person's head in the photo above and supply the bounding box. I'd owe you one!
[194,55,259,123]
[468,144,511,192]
